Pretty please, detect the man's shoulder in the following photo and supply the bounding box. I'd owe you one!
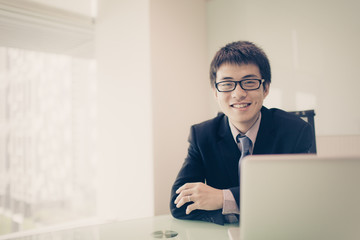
[192,112,226,130]
[262,107,309,128]
[189,113,228,144]
[259,107,315,153]
[192,112,228,135]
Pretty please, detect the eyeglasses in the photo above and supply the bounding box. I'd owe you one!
[215,79,265,92]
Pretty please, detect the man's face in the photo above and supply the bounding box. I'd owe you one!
[214,63,269,133]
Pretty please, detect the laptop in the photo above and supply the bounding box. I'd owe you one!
[228,154,360,240]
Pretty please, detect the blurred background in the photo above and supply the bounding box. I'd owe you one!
[0,0,359,236]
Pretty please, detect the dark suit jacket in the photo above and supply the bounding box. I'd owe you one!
[170,106,315,225]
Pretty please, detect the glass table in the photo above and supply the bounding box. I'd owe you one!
[0,215,238,240]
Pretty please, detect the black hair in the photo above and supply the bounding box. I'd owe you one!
[210,41,271,90]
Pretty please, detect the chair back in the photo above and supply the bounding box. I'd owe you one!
[289,110,317,153]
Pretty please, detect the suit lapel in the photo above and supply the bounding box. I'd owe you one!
[253,106,275,154]
[216,115,241,184]
[215,108,274,182]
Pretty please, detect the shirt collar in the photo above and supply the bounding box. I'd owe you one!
[229,112,262,147]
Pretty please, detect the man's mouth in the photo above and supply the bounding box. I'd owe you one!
[231,103,251,109]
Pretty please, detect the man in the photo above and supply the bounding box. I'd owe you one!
[170,41,314,225]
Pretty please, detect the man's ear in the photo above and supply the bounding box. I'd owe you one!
[263,83,270,98]
[213,86,218,98]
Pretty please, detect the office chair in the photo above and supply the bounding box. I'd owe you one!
[289,110,317,154]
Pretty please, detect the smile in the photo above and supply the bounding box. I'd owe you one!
[231,103,251,109]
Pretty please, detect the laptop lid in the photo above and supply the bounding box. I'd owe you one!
[239,154,360,240]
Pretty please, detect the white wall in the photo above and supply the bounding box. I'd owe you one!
[317,135,360,157]
[150,0,212,215]
[96,0,212,219]
[96,0,154,220]
[207,0,360,136]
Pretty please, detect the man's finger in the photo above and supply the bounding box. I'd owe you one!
[174,188,191,204]
[176,195,189,208]
[176,192,196,208]
[186,203,197,215]
[176,182,195,194]
[174,194,184,205]
[176,184,187,194]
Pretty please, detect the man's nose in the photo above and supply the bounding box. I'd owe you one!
[231,83,247,98]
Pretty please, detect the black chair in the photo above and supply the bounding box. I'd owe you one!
[289,110,317,154]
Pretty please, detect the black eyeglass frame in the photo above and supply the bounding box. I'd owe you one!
[215,79,265,92]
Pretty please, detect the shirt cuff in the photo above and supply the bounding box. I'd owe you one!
[222,189,240,214]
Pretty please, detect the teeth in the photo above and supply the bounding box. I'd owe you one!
[233,103,249,108]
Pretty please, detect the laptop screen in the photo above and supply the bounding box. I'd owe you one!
[239,154,360,240]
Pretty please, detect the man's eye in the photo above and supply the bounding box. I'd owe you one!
[243,80,257,86]
[244,80,256,84]
[220,82,234,87]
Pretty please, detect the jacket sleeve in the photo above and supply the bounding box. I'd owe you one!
[229,186,240,208]
[169,126,225,225]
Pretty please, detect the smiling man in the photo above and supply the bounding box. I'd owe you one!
[170,41,315,225]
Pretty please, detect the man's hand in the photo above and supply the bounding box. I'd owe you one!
[174,182,223,215]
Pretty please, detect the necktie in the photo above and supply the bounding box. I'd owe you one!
[237,135,252,161]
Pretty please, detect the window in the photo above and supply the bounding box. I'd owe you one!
[0,1,97,235]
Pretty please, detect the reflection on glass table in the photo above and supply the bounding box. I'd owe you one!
[0,215,238,240]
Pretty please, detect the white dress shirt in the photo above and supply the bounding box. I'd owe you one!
[222,113,262,222]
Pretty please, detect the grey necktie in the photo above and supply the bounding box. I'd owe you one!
[237,135,252,161]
